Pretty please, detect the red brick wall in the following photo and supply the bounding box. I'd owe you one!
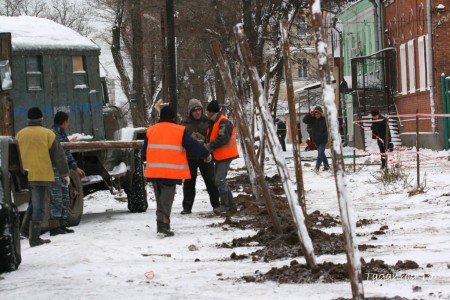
[383,0,450,136]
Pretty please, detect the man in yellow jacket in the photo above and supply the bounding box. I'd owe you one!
[205,100,239,215]
[142,106,211,237]
[16,107,69,247]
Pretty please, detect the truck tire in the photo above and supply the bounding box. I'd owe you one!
[127,149,148,213]
[0,176,22,273]
[67,170,84,226]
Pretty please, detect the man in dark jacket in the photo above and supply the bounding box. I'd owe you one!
[16,107,69,247]
[276,118,287,151]
[370,110,391,169]
[181,99,220,214]
[205,100,239,215]
[141,105,211,237]
[48,111,86,236]
[302,106,330,174]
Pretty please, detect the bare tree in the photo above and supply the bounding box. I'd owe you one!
[0,0,93,36]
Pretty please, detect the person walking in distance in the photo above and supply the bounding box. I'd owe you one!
[48,111,86,235]
[302,106,330,174]
[205,100,239,215]
[370,110,392,169]
[16,107,69,247]
[181,99,220,214]
[276,118,287,152]
[142,106,211,237]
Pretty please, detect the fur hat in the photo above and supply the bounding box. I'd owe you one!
[188,98,203,114]
[160,105,176,120]
[313,106,323,113]
[370,110,380,117]
[206,100,220,113]
[27,107,43,120]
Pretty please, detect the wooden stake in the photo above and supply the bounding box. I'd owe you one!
[210,40,282,234]
[234,24,316,268]
[308,0,364,298]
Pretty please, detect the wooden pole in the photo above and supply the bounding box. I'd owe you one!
[280,19,308,221]
[308,0,364,298]
[210,40,282,234]
[166,0,177,113]
[416,110,420,187]
[61,141,143,150]
[234,24,316,268]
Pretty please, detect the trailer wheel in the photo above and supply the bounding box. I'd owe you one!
[67,170,84,226]
[0,175,22,273]
[127,150,148,213]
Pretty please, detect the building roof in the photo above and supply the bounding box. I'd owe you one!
[0,16,100,52]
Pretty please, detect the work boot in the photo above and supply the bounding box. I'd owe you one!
[323,165,330,171]
[157,221,174,237]
[29,221,51,247]
[20,211,31,238]
[180,209,191,215]
[60,220,75,233]
[213,205,230,215]
[214,192,231,215]
[313,168,320,174]
[49,219,67,236]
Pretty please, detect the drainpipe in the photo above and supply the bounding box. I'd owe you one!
[332,17,346,142]
[368,0,380,51]
[427,0,436,132]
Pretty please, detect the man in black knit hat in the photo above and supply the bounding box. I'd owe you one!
[141,105,211,237]
[205,100,239,215]
[16,107,69,247]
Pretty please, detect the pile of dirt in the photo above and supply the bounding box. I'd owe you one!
[216,172,419,288]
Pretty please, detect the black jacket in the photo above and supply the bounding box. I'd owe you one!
[182,114,209,160]
[371,116,390,142]
[302,113,328,145]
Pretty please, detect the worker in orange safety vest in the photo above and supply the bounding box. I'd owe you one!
[142,105,211,237]
[205,100,239,215]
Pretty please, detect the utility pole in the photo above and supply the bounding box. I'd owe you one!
[166,0,177,114]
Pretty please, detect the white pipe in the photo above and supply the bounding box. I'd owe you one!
[427,0,436,132]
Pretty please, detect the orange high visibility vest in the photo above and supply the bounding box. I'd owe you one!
[208,114,239,161]
[145,122,191,180]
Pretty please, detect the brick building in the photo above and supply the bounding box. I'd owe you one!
[383,0,450,149]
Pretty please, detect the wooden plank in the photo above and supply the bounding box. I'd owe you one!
[61,140,143,150]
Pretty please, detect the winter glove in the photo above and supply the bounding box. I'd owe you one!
[191,132,205,142]
[204,154,212,164]
[62,176,70,187]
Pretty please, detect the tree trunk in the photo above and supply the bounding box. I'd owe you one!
[130,0,147,127]
[308,0,365,298]
[234,23,317,268]
[211,39,282,235]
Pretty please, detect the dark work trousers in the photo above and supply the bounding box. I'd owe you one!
[377,140,386,168]
[278,135,286,151]
[183,159,220,211]
[214,160,235,209]
[152,182,176,224]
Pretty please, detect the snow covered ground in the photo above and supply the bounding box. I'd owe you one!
[1,144,450,300]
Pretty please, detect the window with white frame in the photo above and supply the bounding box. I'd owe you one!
[400,44,407,95]
[298,58,308,79]
[417,36,426,91]
[26,56,43,91]
[297,15,307,37]
[407,40,416,93]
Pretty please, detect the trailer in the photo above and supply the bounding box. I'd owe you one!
[0,16,147,229]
